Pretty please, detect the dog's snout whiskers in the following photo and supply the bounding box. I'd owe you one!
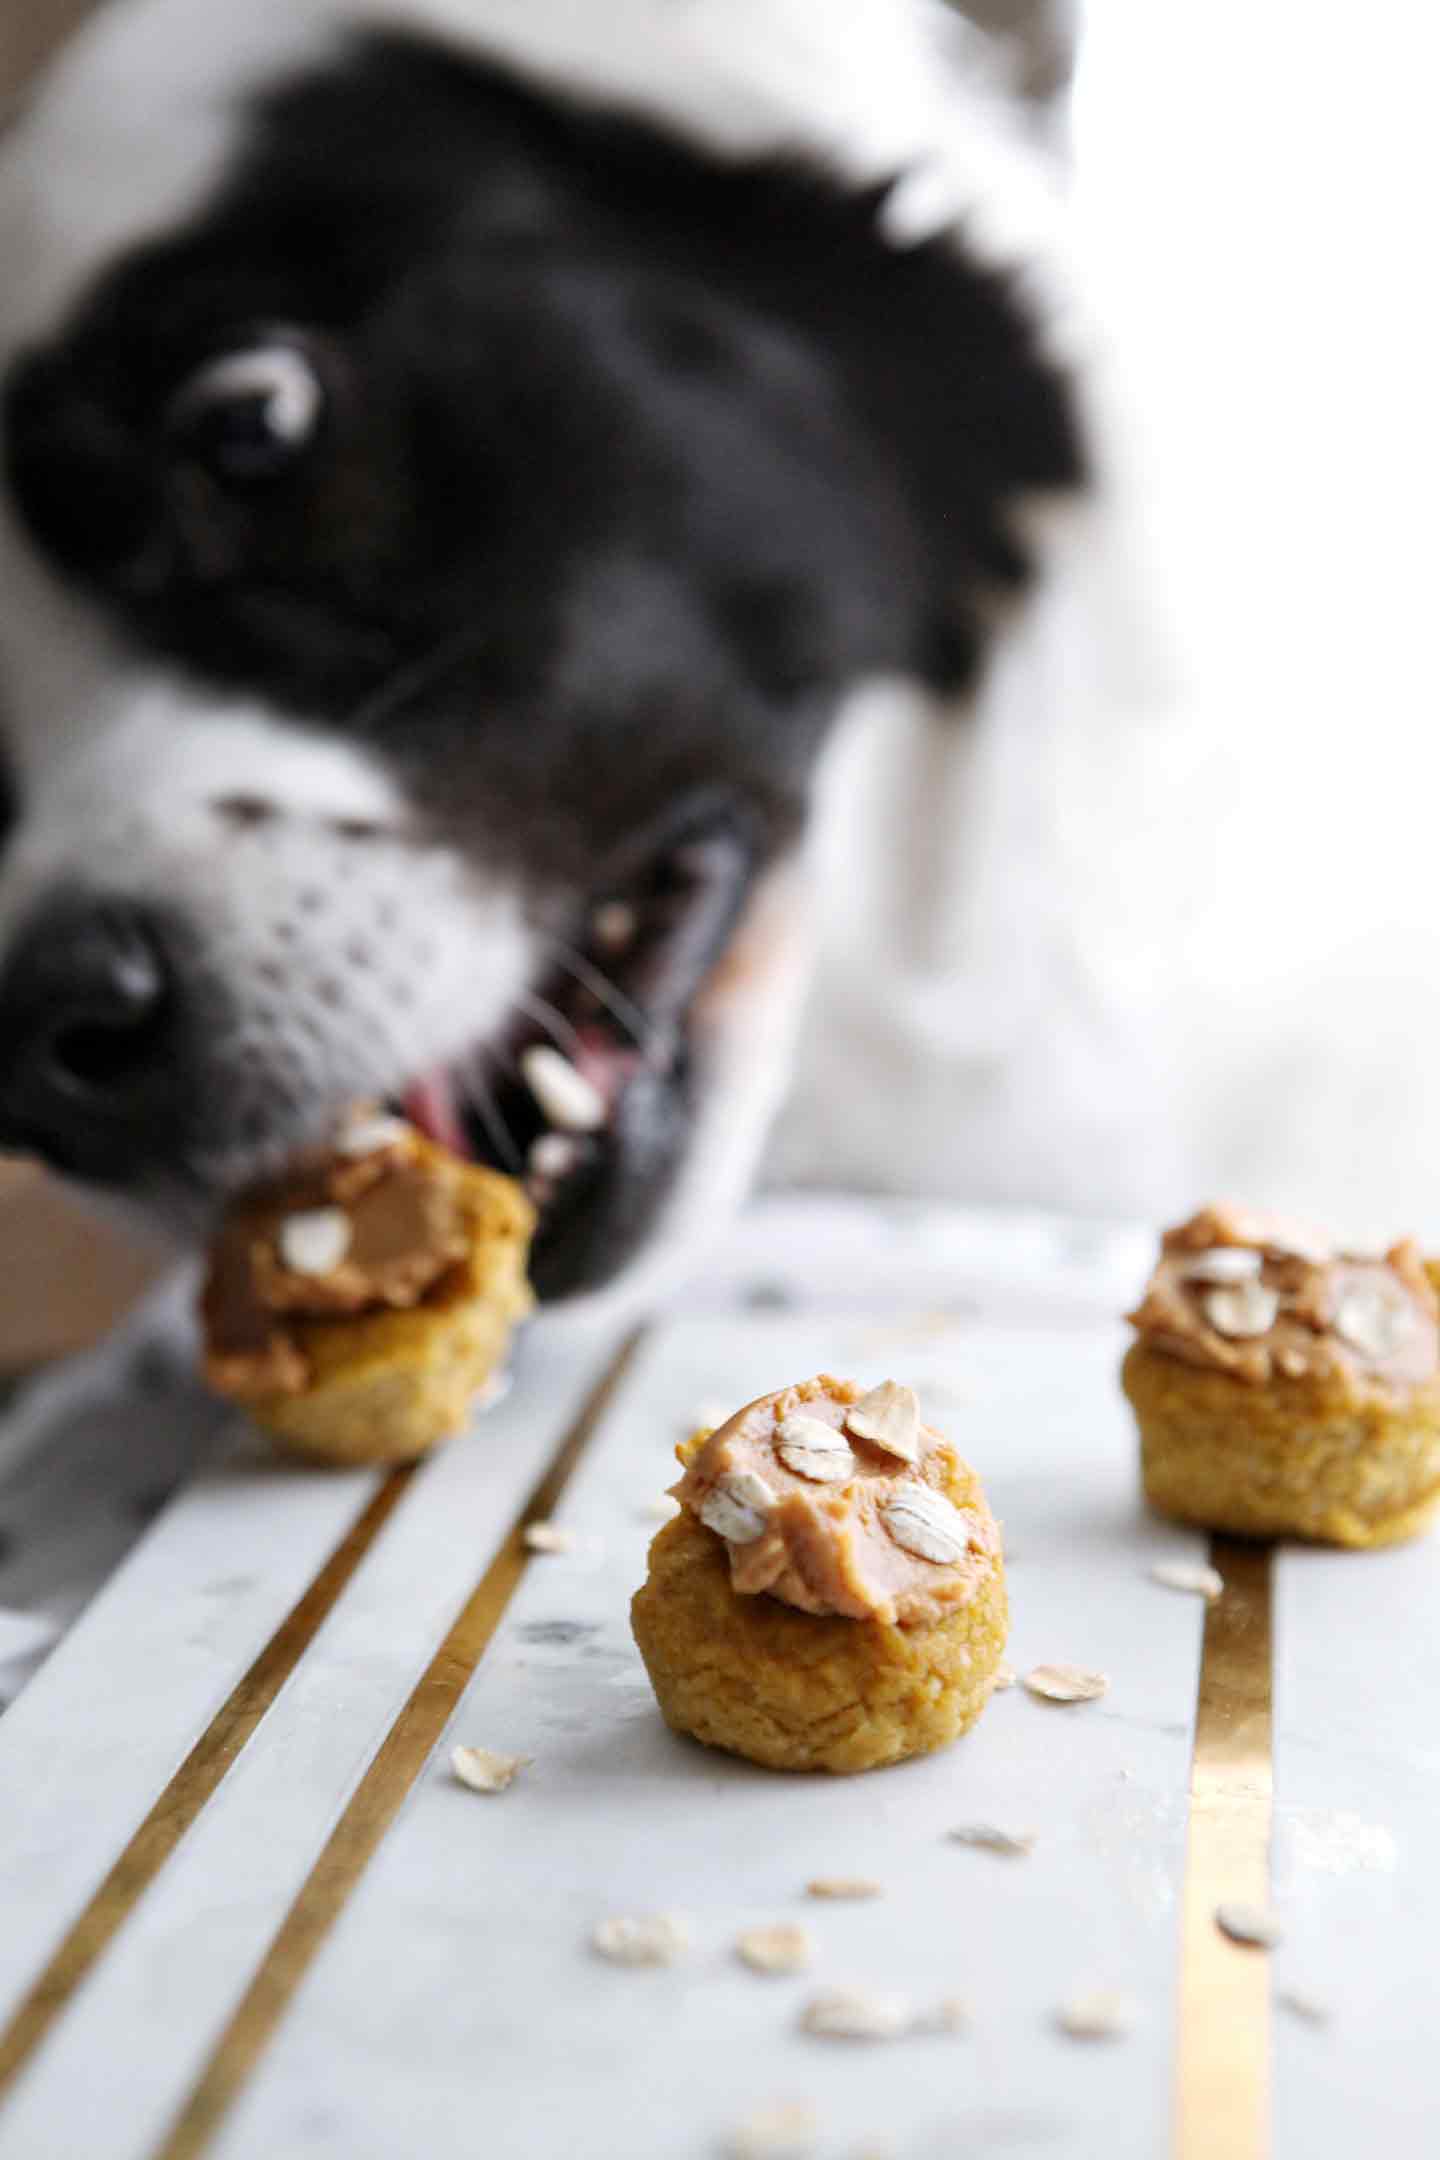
[211,794,279,829]
[545,940,660,1064]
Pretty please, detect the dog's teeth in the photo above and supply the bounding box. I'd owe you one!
[529,1133,579,1179]
[591,900,637,953]
[520,1046,607,1132]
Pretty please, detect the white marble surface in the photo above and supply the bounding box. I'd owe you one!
[1274,1541,1440,2160]
[1,1201,1436,2158]
[0,1421,377,2030]
[0,1326,615,2160]
[213,1314,1205,2160]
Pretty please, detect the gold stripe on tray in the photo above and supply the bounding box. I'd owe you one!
[152,1329,643,2160]
[0,1467,416,2100]
[1176,1536,1274,2160]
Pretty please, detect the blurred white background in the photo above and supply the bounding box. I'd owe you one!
[776,2,1440,1246]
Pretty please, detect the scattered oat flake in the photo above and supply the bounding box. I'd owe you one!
[992,1661,1016,1691]
[948,1823,1036,1858]
[1215,1902,1284,1949]
[524,1521,578,1554]
[737,1923,813,1975]
[1055,1988,1136,2040]
[805,1877,883,1901]
[450,1745,530,1794]
[1149,1559,1224,1600]
[726,2100,819,2160]
[1025,1663,1109,1704]
[1278,1986,1330,2026]
[591,1912,688,1966]
[911,1994,969,2036]
[800,1988,911,2041]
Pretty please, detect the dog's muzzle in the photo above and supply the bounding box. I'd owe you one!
[0,891,209,1180]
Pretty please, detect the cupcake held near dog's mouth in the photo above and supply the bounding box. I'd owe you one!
[201,1112,534,1464]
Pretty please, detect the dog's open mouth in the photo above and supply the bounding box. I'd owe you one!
[397,808,756,1301]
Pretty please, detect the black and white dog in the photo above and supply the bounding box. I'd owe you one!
[0,0,1083,1309]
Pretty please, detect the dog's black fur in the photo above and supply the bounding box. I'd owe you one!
[0,31,1082,1296]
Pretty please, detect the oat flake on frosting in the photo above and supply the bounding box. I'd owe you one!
[845,1381,922,1463]
[699,1471,776,1544]
[774,1416,855,1484]
[878,1483,970,1564]
[1202,1280,1279,1339]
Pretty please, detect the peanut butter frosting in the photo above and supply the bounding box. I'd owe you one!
[1127,1203,1439,1393]
[202,1117,473,1398]
[672,1375,1001,1628]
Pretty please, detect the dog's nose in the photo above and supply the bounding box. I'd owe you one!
[0,896,181,1172]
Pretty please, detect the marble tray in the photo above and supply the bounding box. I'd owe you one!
[0,1200,1427,2159]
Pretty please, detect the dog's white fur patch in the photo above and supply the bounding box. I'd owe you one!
[0,0,1070,360]
[0,496,535,1192]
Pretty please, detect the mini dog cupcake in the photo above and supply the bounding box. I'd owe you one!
[201,1113,534,1464]
[630,1376,1007,1774]
[1124,1203,1440,1546]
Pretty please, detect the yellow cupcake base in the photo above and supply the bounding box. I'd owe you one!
[1123,1341,1440,1548]
[631,1510,1008,1775]
[238,1168,533,1466]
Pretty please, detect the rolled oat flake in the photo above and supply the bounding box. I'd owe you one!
[450,1745,529,1794]
[845,1380,922,1463]
[1333,1276,1416,1360]
[947,1823,1036,1858]
[277,1205,350,1276]
[775,1415,855,1484]
[1024,1663,1109,1704]
[1055,1988,1136,2040]
[726,2100,819,2159]
[1183,1246,1263,1285]
[591,1912,688,1966]
[1203,1279,1280,1340]
[1215,1901,1284,1949]
[700,1471,776,1545]
[800,1988,911,2041]
[879,1483,969,1565]
[523,1521,578,1554]
[736,1923,813,1975]
[1149,1559,1224,1600]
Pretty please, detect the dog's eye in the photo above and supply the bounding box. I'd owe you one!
[165,342,324,482]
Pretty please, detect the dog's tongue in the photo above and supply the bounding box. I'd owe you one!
[402,1069,470,1158]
